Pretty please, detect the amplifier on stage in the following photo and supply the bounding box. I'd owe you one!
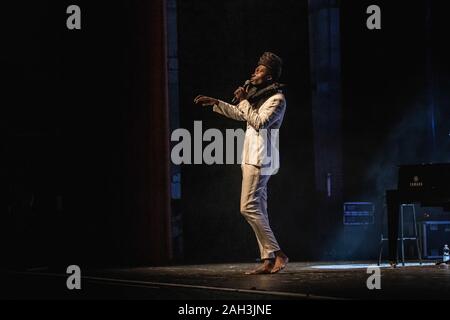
[421,221,450,259]
[343,202,375,225]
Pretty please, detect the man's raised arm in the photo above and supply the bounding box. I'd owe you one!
[194,95,246,122]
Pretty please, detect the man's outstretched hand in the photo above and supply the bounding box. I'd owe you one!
[194,95,218,106]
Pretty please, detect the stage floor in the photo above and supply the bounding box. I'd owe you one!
[1,261,450,299]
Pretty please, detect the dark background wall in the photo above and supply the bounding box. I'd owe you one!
[1,0,449,268]
[1,0,171,269]
[177,0,450,263]
[177,0,315,263]
[339,0,450,258]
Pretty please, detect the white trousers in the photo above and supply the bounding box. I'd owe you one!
[240,164,280,260]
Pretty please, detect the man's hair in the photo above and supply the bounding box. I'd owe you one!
[258,52,283,81]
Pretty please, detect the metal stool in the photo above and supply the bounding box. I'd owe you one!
[378,204,422,266]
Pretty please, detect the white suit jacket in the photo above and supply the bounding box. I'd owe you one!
[213,93,286,174]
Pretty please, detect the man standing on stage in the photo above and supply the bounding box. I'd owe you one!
[194,52,289,274]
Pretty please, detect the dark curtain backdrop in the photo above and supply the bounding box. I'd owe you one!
[0,0,171,268]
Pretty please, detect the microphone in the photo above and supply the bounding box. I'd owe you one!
[232,80,251,104]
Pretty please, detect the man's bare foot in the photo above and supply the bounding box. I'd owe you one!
[245,259,274,275]
[270,251,289,274]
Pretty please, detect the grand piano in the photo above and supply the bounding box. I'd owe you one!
[386,163,450,265]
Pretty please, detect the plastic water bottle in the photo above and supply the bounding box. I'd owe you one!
[443,244,450,263]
